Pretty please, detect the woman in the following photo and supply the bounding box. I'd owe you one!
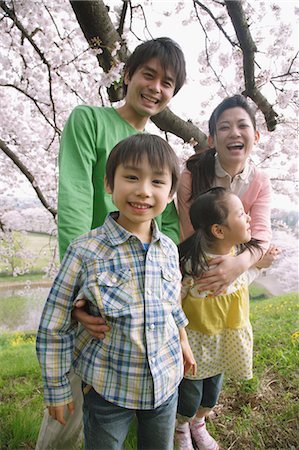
[178,94,278,296]
[176,95,280,450]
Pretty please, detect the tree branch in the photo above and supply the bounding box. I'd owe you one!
[0,83,61,134]
[0,139,57,218]
[151,109,207,153]
[193,2,229,93]
[117,0,129,36]
[70,0,129,101]
[225,0,278,131]
[193,0,238,48]
[0,0,58,130]
[69,0,208,150]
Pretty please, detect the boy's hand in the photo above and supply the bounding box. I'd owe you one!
[72,299,110,339]
[179,328,197,376]
[48,402,75,425]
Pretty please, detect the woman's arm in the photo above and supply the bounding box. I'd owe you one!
[177,169,194,241]
[244,170,272,254]
[196,250,257,295]
[196,171,273,294]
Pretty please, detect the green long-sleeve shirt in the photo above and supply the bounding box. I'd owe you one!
[58,105,180,259]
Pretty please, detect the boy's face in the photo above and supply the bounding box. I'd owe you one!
[124,58,176,119]
[105,155,173,237]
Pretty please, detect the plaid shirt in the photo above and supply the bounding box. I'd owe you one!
[37,213,187,410]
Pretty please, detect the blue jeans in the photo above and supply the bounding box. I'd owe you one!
[177,374,224,418]
[82,385,178,450]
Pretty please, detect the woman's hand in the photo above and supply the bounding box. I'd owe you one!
[195,253,249,295]
[255,244,281,269]
[72,299,110,339]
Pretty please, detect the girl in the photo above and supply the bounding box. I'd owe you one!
[177,94,279,296]
[175,187,263,450]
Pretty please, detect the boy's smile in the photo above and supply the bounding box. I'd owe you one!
[105,155,173,241]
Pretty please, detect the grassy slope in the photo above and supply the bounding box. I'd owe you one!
[0,293,298,450]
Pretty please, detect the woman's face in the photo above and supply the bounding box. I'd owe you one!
[208,107,260,173]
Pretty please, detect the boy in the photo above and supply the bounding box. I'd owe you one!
[37,134,196,449]
[35,37,187,449]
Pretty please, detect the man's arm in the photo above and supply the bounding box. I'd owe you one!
[159,201,180,244]
[58,106,97,260]
[72,299,110,339]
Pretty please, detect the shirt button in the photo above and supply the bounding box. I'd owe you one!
[149,324,155,330]
[151,357,156,364]
[146,289,152,295]
[111,277,117,283]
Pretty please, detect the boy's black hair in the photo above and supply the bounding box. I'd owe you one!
[123,37,186,96]
[187,95,257,201]
[179,187,262,276]
[106,134,180,195]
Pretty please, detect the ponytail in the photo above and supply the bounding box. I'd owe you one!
[186,148,216,200]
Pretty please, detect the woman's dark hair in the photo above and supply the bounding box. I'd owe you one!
[123,37,186,96]
[179,187,262,276]
[106,133,180,195]
[186,94,256,200]
[208,94,256,136]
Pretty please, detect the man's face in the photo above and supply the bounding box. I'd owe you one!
[124,58,176,118]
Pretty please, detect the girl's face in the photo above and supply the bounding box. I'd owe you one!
[221,194,252,246]
[208,107,260,173]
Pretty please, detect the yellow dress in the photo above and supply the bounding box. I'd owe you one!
[182,252,258,381]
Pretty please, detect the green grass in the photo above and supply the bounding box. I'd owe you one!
[0,333,44,450]
[211,293,299,449]
[1,294,298,449]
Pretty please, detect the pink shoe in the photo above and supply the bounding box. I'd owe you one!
[190,418,219,450]
[175,422,194,450]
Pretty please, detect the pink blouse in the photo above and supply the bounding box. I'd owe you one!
[177,163,272,253]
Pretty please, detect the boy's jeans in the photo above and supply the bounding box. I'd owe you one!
[82,385,178,450]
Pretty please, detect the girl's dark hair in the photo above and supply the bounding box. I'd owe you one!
[186,94,256,201]
[106,134,180,195]
[179,187,262,276]
[124,37,186,96]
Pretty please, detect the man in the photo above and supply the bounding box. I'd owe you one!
[35,37,186,449]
